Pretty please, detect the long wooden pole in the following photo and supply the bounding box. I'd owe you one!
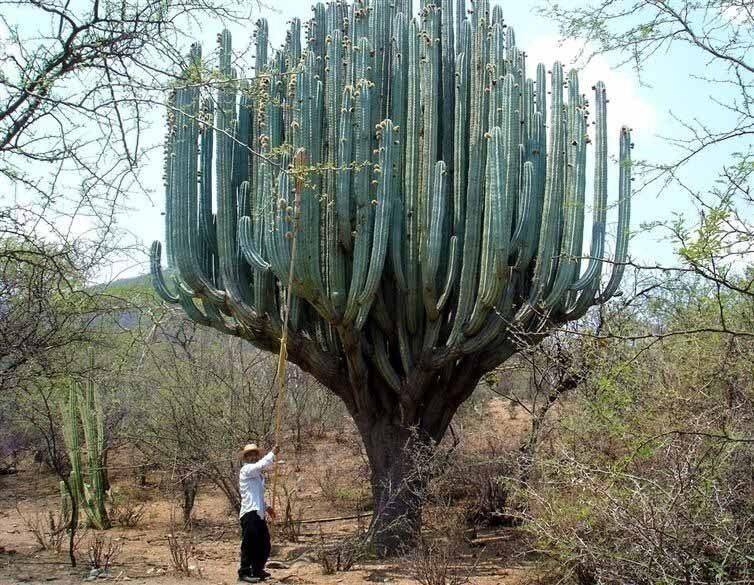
[270,149,305,513]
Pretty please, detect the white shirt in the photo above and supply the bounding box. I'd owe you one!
[239,451,275,518]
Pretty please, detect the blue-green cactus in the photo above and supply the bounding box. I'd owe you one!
[152,0,631,394]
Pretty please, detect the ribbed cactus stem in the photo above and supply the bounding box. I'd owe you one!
[60,480,71,526]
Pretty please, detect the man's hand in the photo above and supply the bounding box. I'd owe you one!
[266,506,276,520]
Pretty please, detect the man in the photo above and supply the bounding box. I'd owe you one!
[238,443,276,583]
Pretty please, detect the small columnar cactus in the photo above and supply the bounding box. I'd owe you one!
[151,0,632,552]
[62,373,110,530]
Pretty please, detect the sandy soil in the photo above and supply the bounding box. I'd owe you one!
[0,400,536,585]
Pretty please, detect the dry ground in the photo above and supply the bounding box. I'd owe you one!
[0,399,537,585]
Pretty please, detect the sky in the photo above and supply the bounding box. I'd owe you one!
[4,0,746,282]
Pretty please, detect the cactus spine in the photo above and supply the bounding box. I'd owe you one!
[62,368,110,530]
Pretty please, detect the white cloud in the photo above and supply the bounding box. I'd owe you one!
[524,36,656,140]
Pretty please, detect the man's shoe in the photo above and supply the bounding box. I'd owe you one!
[238,575,261,583]
[257,570,272,579]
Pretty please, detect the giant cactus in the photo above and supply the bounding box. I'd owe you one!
[152,0,631,553]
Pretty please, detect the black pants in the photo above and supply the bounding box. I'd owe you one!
[239,511,271,578]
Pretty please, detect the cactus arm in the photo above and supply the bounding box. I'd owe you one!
[201,298,241,335]
[436,235,458,312]
[213,32,260,326]
[462,276,517,355]
[326,187,348,315]
[440,0,456,180]
[300,56,328,305]
[199,99,217,257]
[215,30,237,294]
[177,88,225,305]
[421,161,447,320]
[166,62,226,305]
[512,162,535,269]
[358,120,396,308]
[343,80,375,324]
[464,124,499,337]
[447,11,489,347]
[267,171,293,285]
[370,324,401,392]
[389,13,409,293]
[419,317,441,356]
[418,5,441,259]
[150,241,179,303]
[597,126,632,302]
[336,86,354,252]
[542,69,585,309]
[462,313,503,355]
[396,308,414,375]
[239,215,272,272]
[563,122,630,319]
[465,116,513,336]
[453,37,470,246]
[403,18,421,334]
[174,281,213,327]
[454,0,466,53]
[517,62,566,322]
[571,82,609,291]
[390,197,409,292]
[565,93,589,308]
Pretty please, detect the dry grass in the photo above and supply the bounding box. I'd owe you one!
[166,510,203,577]
[16,505,67,553]
[86,534,122,571]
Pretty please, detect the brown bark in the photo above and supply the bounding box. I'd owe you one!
[359,415,428,555]
[347,367,482,556]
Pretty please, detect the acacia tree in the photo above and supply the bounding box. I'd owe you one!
[152,0,633,553]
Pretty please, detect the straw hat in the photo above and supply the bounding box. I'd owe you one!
[240,443,261,459]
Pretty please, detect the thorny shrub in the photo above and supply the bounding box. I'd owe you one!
[87,534,122,571]
[523,292,754,585]
[17,506,67,553]
[108,488,146,528]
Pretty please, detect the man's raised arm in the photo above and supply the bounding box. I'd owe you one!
[240,450,275,478]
